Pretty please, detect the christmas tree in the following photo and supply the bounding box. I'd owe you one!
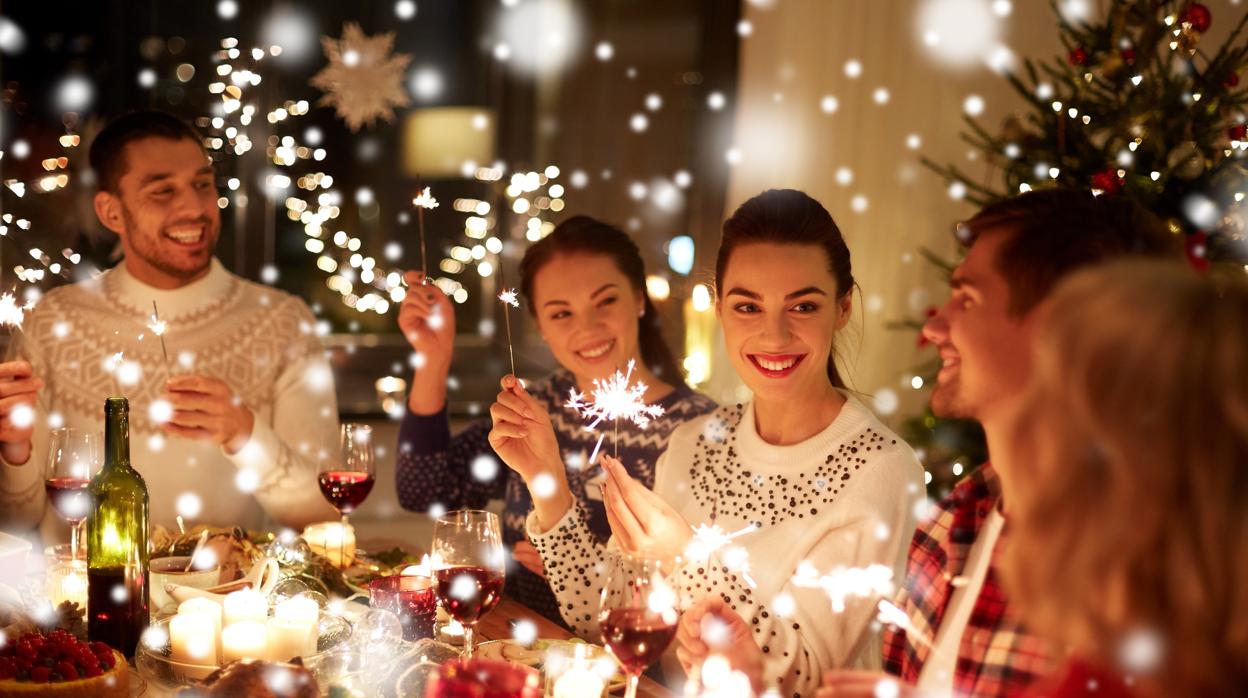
[910,0,1247,495]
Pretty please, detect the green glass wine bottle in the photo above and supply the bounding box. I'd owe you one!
[86,397,149,658]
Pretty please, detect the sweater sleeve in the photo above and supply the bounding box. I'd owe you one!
[222,303,340,530]
[675,450,921,698]
[394,409,505,514]
[0,329,51,531]
[525,498,612,640]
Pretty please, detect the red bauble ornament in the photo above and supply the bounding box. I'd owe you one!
[1068,47,1089,66]
[1120,48,1137,65]
[1230,124,1248,141]
[1226,72,1241,88]
[1181,3,1212,33]
[1091,169,1123,194]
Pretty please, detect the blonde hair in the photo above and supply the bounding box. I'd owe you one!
[1002,260,1248,694]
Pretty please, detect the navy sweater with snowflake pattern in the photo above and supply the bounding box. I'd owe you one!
[395,368,717,625]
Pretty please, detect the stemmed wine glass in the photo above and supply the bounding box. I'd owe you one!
[431,510,506,658]
[599,551,681,698]
[43,428,102,562]
[317,423,376,565]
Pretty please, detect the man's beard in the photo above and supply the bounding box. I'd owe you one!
[929,381,971,420]
[122,204,214,280]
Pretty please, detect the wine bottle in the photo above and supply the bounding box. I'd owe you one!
[86,396,149,658]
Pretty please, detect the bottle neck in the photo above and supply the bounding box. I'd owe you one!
[104,401,130,472]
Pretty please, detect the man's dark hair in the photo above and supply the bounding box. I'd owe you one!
[88,110,204,194]
[960,188,1184,316]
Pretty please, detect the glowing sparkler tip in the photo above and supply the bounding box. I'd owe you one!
[498,288,520,308]
[412,186,439,209]
[147,316,168,336]
[0,292,32,330]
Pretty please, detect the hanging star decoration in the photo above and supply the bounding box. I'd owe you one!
[310,22,412,132]
[565,360,665,465]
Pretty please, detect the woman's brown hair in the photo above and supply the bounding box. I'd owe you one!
[1003,260,1248,693]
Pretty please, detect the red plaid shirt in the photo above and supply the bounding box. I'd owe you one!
[882,463,1054,697]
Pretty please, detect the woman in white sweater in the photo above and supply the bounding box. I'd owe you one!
[487,189,923,696]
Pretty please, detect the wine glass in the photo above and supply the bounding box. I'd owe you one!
[431,510,506,658]
[599,552,681,698]
[43,428,102,562]
[317,423,376,565]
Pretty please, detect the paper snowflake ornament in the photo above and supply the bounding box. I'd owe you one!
[498,289,520,308]
[0,293,32,330]
[412,187,439,209]
[565,360,665,464]
[310,23,412,132]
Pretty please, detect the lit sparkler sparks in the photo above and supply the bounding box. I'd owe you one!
[0,292,32,332]
[875,599,932,649]
[565,359,665,464]
[685,522,761,587]
[498,288,519,375]
[149,300,170,367]
[791,562,894,613]
[412,186,438,280]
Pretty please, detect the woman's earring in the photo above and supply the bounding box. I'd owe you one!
[639,307,645,318]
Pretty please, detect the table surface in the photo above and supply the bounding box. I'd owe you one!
[363,538,673,698]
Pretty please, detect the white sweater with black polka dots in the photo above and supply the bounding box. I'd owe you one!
[527,397,924,697]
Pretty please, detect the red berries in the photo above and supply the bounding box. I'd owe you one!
[0,631,115,683]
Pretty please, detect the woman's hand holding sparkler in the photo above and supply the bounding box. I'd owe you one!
[0,360,41,465]
[600,454,692,562]
[676,598,766,693]
[487,375,571,530]
[399,271,457,415]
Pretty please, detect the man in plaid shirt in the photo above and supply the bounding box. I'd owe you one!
[820,189,1182,698]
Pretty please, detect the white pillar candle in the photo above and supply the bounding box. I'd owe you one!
[266,617,317,662]
[274,595,319,625]
[221,621,268,664]
[272,595,319,659]
[223,589,268,627]
[178,597,224,663]
[170,612,219,674]
[552,644,606,698]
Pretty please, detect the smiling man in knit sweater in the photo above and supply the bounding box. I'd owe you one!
[0,110,337,541]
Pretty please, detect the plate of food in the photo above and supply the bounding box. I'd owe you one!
[475,639,626,691]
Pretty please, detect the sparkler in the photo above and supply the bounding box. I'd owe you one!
[412,186,438,281]
[565,359,665,464]
[497,288,519,376]
[791,562,894,613]
[0,292,32,335]
[149,300,170,368]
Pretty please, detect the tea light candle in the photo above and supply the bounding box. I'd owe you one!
[44,560,88,608]
[223,589,268,627]
[170,612,218,666]
[178,597,223,662]
[301,521,356,568]
[552,644,605,698]
[221,621,268,663]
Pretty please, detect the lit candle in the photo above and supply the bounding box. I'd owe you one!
[170,612,218,669]
[178,597,223,663]
[274,595,319,625]
[266,617,317,662]
[221,621,268,664]
[552,645,606,698]
[44,560,88,608]
[273,595,319,657]
[223,589,268,627]
[302,522,356,568]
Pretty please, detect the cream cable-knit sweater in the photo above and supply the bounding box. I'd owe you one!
[0,258,339,542]
[529,397,924,697]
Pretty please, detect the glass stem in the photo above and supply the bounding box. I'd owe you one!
[626,673,640,698]
[340,512,348,569]
[464,624,474,659]
[70,521,80,563]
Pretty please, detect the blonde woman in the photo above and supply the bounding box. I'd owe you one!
[1002,260,1248,697]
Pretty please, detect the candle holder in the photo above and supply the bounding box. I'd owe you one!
[424,658,542,698]
[43,559,89,609]
[135,611,352,692]
[369,574,438,641]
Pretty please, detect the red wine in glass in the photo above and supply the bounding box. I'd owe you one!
[45,476,92,522]
[434,566,505,624]
[600,608,678,675]
[318,471,375,514]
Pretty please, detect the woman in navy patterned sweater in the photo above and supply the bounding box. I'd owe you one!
[394,216,716,625]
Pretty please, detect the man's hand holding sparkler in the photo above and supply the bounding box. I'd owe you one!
[487,375,571,531]
[676,598,766,693]
[399,271,457,415]
[599,454,691,561]
[0,360,42,465]
[161,375,255,454]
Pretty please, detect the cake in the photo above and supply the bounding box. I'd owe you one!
[0,630,128,698]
